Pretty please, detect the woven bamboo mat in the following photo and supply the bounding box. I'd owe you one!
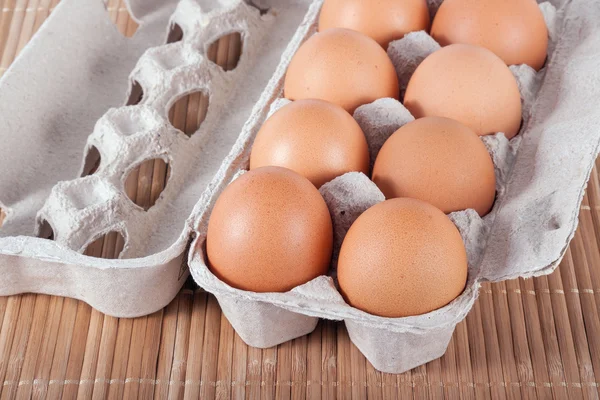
[2,1,600,399]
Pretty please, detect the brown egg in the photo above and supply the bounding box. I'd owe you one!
[337,198,468,318]
[372,117,496,216]
[404,44,522,139]
[284,28,399,113]
[431,0,548,71]
[206,166,333,293]
[318,0,430,48]
[250,99,370,188]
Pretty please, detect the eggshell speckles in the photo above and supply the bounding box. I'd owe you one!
[250,99,370,188]
[337,198,468,318]
[373,117,496,216]
[431,0,548,71]
[318,0,430,48]
[206,166,333,293]
[404,44,522,138]
[284,28,399,113]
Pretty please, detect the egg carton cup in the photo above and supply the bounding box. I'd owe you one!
[0,0,319,317]
[189,0,600,373]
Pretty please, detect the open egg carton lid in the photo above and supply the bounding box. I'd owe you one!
[0,0,320,317]
[187,0,600,373]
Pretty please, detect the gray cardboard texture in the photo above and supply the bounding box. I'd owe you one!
[188,0,600,373]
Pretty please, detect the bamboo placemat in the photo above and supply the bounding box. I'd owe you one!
[2,1,600,398]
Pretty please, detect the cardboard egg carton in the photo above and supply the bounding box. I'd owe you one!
[188,0,600,373]
[0,0,599,374]
[0,0,317,316]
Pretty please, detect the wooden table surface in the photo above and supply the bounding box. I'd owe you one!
[2,1,600,399]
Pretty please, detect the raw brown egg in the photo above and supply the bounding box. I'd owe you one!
[284,28,399,113]
[404,44,522,139]
[206,166,333,293]
[250,99,370,188]
[337,198,468,318]
[431,0,548,71]
[318,0,430,48]
[372,117,496,216]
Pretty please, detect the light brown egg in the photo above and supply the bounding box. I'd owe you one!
[284,28,399,113]
[250,99,370,188]
[372,117,496,216]
[337,198,468,318]
[404,44,522,139]
[431,0,548,71]
[318,0,430,48]
[206,166,333,293]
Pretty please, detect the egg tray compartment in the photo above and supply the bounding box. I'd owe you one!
[0,0,322,317]
[189,0,600,373]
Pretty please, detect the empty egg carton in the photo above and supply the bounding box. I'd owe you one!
[188,0,600,373]
[0,0,319,317]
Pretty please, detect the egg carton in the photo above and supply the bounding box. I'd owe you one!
[0,0,597,373]
[188,0,600,373]
[0,0,318,316]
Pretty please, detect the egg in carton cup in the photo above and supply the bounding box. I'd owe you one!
[189,0,600,373]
